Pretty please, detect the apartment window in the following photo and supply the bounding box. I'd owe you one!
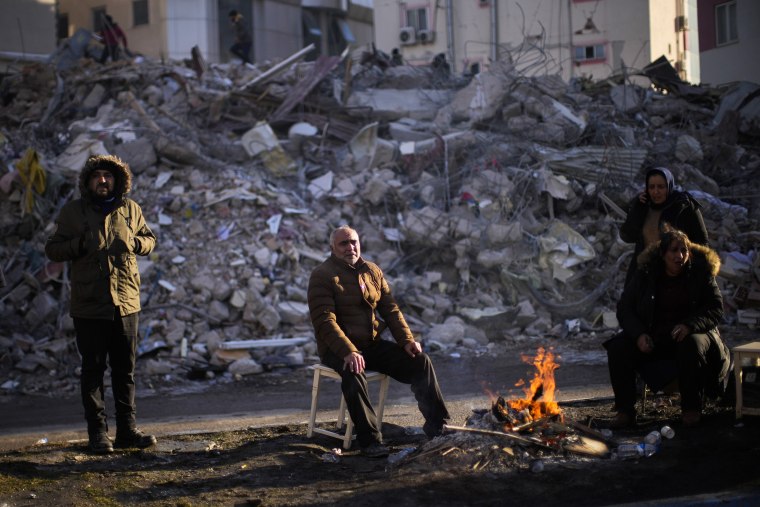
[328,18,356,55]
[574,44,605,63]
[57,13,69,40]
[715,1,738,46]
[93,7,107,32]
[405,7,429,31]
[133,0,149,26]
[333,18,356,45]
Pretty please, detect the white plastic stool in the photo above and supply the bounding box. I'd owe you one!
[733,341,760,420]
[306,364,390,449]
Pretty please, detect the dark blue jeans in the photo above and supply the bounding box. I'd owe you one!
[74,312,138,435]
[321,339,450,447]
[230,42,251,63]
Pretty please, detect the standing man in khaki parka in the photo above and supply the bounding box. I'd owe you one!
[45,155,157,454]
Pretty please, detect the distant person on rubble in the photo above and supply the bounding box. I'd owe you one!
[604,227,730,428]
[431,52,450,77]
[228,9,252,64]
[98,14,129,63]
[391,48,403,66]
[308,225,450,457]
[45,155,157,454]
[619,167,708,285]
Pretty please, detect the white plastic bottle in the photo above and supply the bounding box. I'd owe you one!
[661,425,675,439]
[615,443,644,459]
[645,431,662,446]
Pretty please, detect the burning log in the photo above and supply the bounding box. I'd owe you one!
[563,419,615,443]
[512,415,560,433]
[442,424,554,449]
[488,347,563,431]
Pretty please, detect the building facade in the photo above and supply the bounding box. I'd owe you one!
[697,0,760,85]
[373,0,700,84]
[0,0,372,66]
[0,0,58,62]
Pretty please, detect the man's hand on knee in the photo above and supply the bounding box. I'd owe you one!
[343,351,365,374]
[404,341,422,358]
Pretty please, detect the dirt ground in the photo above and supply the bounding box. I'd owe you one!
[2,393,760,507]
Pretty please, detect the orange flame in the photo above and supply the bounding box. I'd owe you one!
[507,347,561,420]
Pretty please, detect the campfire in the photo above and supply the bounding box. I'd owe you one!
[390,347,612,471]
[492,346,562,429]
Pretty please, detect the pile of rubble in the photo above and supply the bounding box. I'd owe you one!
[1,41,759,396]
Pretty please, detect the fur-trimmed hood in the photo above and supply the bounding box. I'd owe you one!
[636,241,721,278]
[77,154,132,200]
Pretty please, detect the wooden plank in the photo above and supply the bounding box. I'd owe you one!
[269,53,343,123]
[237,44,316,92]
[563,435,609,457]
[442,424,553,449]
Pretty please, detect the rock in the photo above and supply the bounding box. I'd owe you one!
[426,316,466,347]
[228,358,263,376]
[81,84,107,111]
[208,300,230,321]
[277,300,309,325]
[675,134,703,162]
[111,137,157,174]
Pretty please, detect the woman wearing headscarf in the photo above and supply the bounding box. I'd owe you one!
[620,167,708,285]
[606,229,730,427]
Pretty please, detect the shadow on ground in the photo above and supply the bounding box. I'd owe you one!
[1,398,759,506]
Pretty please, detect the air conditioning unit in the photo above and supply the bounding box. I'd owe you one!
[418,29,435,44]
[675,15,687,32]
[399,26,416,45]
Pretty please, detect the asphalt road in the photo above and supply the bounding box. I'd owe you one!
[1,348,612,450]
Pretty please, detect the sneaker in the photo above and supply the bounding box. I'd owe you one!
[88,432,114,454]
[114,428,157,449]
[360,442,389,458]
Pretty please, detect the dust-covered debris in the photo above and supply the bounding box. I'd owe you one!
[1,39,759,398]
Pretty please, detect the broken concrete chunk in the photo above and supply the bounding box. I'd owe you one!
[277,300,309,325]
[82,84,107,111]
[56,134,109,173]
[228,357,264,376]
[347,89,454,121]
[208,300,230,321]
[241,121,297,176]
[403,206,448,245]
[675,134,703,162]
[426,317,466,347]
[439,63,514,126]
[309,171,333,199]
[113,137,157,175]
[610,85,643,113]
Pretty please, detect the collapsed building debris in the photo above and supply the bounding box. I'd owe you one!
[0,42,759,397]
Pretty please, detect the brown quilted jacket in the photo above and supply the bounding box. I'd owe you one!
[307,254,415,360]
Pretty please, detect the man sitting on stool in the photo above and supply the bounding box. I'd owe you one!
[308,225,450,457]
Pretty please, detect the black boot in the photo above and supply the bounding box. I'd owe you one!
[114,428,156,449]
[88,431,114,454]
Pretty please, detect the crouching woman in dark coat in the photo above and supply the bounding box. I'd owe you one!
[605,228,730,427]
